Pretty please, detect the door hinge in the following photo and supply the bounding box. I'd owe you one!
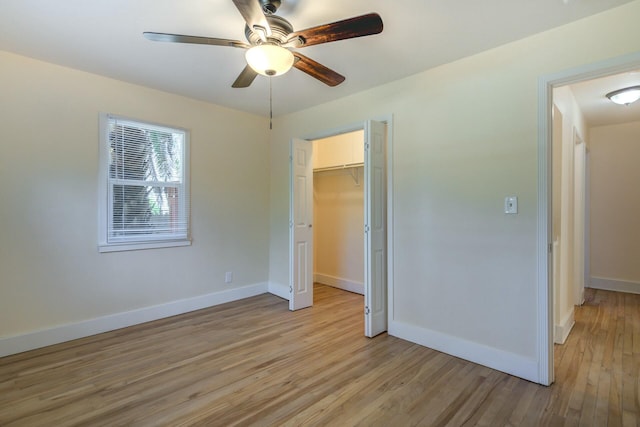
[289,286,293,293]
[365,142,370,151]
[365,306,370,315]
[364,225,370,233]
[549,243,553,253]
[289,220,293,228]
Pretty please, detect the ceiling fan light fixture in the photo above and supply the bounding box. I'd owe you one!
[245,44,294,77]
[606,86,640,105]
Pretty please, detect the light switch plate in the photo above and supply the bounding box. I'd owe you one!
[505,196,518,214]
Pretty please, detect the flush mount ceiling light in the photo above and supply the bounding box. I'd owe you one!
[606,86,640,106]
[245,44,294,77]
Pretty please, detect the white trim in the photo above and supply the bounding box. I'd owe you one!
[301,122,366,141]
[537,51,640,386]
[0,282,268,358]
[268,281,290,300]
[589,277,640,295]
[98,239,191,253]
[389,320,539,383]
[554,310,575,345]
[537,71,554,386]
[385,115,395,329]
[314,273,364,295]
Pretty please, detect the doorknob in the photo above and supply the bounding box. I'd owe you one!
[308,224,313,228]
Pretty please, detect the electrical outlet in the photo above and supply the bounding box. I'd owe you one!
[225,271,233,284]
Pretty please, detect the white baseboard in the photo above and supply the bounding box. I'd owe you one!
[588,277,640,295]
[268,282,290,300]
[0,282,268,358]
[554,309,575,345]
[388,320,539,384]
[314,273,364,295]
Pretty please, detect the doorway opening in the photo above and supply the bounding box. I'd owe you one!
[550,90,587,348]
[312,130,366,297]
[289,118,392,338]
[539,51,640,385]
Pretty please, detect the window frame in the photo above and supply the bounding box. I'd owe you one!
[98,113,191,253]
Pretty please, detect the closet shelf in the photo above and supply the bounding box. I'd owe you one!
[313,162,364,173]
[313,163,363,185]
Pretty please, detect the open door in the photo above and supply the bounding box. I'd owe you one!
[364,120,387,337]
[289,138,314,311]
[573,139,586,306]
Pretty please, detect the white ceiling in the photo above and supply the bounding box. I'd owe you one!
[569,70,640,127]
[0,0,636,117]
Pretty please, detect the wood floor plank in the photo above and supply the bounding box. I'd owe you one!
[1,285,639,426]
[578,326,606,426]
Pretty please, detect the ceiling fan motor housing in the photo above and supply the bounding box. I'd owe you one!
[245,14,293,46]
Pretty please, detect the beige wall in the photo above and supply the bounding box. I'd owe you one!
[313,130,365,169]
[589,121,640,284]
[0,51,270,338]
[268,0,640,376]
[313,167,365,287]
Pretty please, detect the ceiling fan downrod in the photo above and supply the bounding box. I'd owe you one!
[260,0,281,15]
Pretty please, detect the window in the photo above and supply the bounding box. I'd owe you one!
[98,114,190,252]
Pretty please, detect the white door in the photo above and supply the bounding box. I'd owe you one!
[573,140,586,305]
[364,120,387,337]
[584,150,591,290]
[289,138,314,311]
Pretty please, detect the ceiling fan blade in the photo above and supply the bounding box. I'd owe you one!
[287,13,383,47]
[232,0,272,39]
[293,53,345,87]
[232,65,259,88]
[143,32,250,48]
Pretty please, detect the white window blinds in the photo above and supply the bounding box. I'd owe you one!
[100,115,190,250]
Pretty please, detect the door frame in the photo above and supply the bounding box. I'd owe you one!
[537,51,640,385]
[573,132,586,306]
[288,114,394,330]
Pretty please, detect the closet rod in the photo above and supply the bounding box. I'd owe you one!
[312,162,364,173]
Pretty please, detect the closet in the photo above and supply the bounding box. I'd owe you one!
[312,130,365,295]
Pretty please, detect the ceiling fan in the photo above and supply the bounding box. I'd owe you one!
[143,0,383,88]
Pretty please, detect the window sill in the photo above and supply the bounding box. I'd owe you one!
[98,239,191,253]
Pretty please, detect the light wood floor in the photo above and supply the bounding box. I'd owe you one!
[1,285,639,426]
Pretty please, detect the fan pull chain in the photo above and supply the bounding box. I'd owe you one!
[269,76,273,130]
